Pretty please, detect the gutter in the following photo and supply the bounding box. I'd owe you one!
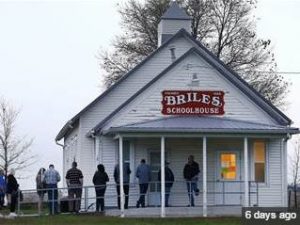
[55,140,64,149]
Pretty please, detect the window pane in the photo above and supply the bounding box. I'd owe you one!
[254,142,265,162]
[255,163,265,182]
[123,141,130,163]
[220,153,236,180]
[254,141,266,183]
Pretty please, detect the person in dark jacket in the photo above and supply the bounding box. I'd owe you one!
[6,169,19,217]
[158,161,174,207]
[36,167,46,215]
[92,164,109,212]
[183,155,200,207]
[114,162,131,209]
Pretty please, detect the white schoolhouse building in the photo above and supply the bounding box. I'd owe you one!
[56,2,299,217]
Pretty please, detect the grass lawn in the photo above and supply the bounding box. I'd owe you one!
[0,214,241,225]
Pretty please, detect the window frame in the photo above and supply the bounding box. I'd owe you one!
[217,151,241,182]
[251,140,268,186]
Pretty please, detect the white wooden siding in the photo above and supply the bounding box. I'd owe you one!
[76,36,195,191]
[253,139,284,206]
[62,30,287,209]
[104,53,276,130]
[63,126,79,187]
[158,20,191,36]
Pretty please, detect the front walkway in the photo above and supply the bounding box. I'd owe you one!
[105,206,242,217]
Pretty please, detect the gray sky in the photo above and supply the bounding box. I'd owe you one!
[0,0,299,189]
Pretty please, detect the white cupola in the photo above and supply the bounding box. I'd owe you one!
[158,1,192,47]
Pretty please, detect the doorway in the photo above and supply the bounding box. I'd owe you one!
[215,151,242,205]
[148,151,161,206]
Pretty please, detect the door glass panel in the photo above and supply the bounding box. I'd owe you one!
[150,152,160,192]
[123,140,130,163]
[220,153,236,180]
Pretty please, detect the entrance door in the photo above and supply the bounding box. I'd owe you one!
[215,151,242,205]
[148,151,161,206]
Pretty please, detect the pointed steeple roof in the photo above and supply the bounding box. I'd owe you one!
[161,1,191,20]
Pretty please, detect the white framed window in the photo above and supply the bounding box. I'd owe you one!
[123,140,131,163]
[253,141,266,183]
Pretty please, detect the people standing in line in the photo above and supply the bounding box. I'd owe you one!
[183,155,200,207]
[6,169,19,218]
[0,170,6,210]
[92,164,109,212]
[135,159,151,208]
[66,162,83,213]
[158,161,174,207]
[114,162,131,209]
[36,168,46,215]
[44,164,61,215]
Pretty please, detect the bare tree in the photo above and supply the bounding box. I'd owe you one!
[99,0,289,107]
[290,136,300,208]
[0,97,35,178]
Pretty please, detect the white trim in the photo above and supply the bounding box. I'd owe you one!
[160,136,166,217]
[119,136,125,217]
[251,139,269,187]
[281,139,284,206]
[203,136,207,217]
[216,151,241,181]
[129,141,135,184]
[284,138,288,206]
[95,136,100,166]
[112,133,286,139]
[282,138,288,206]
[244,137,249,207]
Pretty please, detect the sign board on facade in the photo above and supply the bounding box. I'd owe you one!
[161,90,225,115]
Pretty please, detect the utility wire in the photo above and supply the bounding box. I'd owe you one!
[254,71,300,75]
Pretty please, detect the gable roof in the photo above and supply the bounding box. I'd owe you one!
[56,28,293,141]
[161,1,191,20]
[104,116,299,135]
[55,29,191,141]
[90,32,292,135]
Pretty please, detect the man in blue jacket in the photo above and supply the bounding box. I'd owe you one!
[135,159,151,208]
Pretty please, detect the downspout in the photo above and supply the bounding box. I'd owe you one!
[56,140,64,148]
[283,133,291,207]
[281,133,291,207]
[55,140,65,187]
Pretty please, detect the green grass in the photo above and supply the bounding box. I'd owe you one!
[0,214,241,225]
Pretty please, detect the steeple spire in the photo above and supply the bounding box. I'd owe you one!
[161,1,191,20]
[157,1,192,46]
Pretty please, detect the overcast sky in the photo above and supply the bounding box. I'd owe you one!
[0,0,299,189]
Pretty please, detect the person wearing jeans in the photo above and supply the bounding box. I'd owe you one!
[47,184,58,214]
[186,179,198,207]
[44,164,61,215]
[183,155,200,207]
[136,159,151,208]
